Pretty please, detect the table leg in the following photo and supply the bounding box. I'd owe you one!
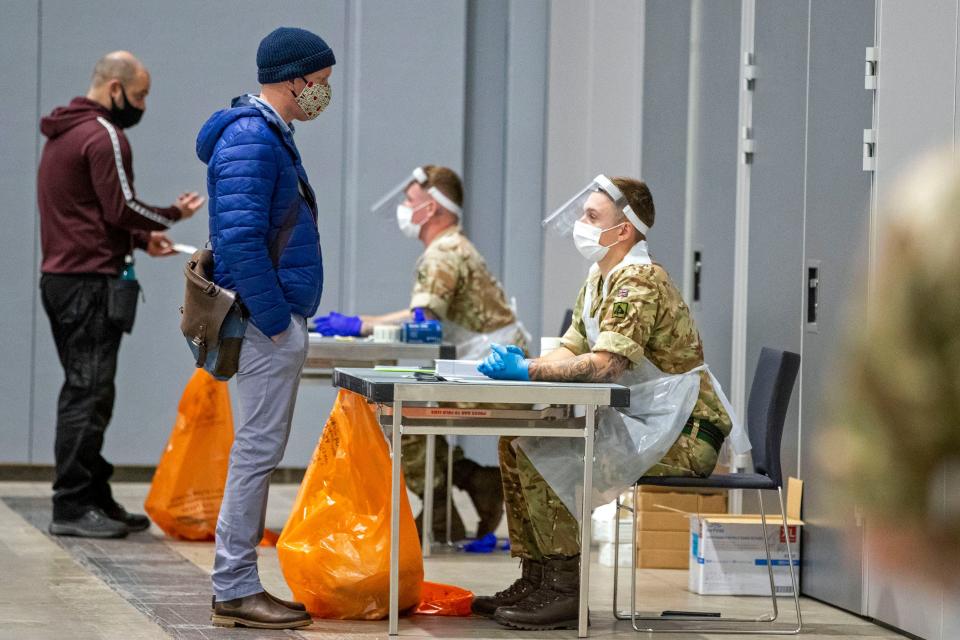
[578,405,596,638]
[445,435,455,544]
[389,400,403,636]
[422,434,436,557]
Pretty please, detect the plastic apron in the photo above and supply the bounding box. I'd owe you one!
[517,243,749,518]
[442,298,532,360]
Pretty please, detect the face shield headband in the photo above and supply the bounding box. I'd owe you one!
[541,174,649,237]
[369,166,463,217]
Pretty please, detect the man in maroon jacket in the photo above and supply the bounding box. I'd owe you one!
[38,51,204,538]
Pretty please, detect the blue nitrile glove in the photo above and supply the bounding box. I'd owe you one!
[477,343,529,381]
[311,312,362,337]
[462,533,498,553]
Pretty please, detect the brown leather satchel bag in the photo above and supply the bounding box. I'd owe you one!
[180,249,246,379]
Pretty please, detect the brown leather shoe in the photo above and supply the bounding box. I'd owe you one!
[212,592,307,613]
[211,591,311,629]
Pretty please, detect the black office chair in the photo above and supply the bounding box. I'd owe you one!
[559,308,574,336]
[612,347,802,634]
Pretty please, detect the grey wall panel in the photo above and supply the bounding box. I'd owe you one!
[875,0,959,208]
[542,0,600,339]
[341,0,467,318]
[0,0,39,463]
[641,0,691,282]
[463,0,508,279]
[798,0,875,613]
[744,0,809,492]
[686,0,740,392]
[501,0,548,345]
[29,0,349,467]
[541,0,646,339]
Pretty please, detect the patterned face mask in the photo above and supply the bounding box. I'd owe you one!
[294,78,331,120]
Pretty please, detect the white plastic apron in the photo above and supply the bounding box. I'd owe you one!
[442,298,532,360]
[518,243,749,518]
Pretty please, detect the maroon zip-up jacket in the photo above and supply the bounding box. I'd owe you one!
[37,97,182,275]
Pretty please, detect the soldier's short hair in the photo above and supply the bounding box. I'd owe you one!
[611,177,655,238]
[420,165,464,210]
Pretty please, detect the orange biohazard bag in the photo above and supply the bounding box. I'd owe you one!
[144,369,234,540]
[277,389,424,619]
[415,582,474,616]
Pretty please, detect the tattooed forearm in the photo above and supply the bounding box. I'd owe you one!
[528,352,629,382]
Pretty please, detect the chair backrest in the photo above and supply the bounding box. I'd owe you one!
[559,308,574,336]
[746,347,801,487]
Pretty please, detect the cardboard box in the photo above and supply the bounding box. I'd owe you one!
[640,491,729,515]
[636,529,688,551]
[639,492,700,513]
[636,510,689,532]
[639,549,688,569]
[698,494,728,513]
[688,478,803,596]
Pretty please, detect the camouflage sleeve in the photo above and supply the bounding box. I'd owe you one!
[592,269,659,364]
[409,249,461,320]
[559,283,589,355]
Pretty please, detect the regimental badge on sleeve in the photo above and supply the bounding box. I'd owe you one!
[612,301,629,318]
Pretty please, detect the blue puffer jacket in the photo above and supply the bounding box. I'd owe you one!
[196,95,323,337]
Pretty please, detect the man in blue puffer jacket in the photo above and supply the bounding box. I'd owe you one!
[195,27,333,630]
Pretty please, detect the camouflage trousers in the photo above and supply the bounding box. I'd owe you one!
[500,419,719,560]
[401,434,464,497]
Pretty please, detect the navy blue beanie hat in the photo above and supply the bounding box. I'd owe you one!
[257,27,336,83]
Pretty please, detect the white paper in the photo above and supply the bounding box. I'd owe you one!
[173,243,198,255]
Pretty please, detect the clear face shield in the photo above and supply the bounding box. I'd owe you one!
[541,174,649,237]
[369,166,463,218]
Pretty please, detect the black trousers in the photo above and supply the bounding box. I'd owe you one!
[40,274,124,520]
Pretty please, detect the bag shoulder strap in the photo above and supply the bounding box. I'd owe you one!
[267,179,308,267]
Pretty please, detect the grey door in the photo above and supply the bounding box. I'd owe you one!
[642,0,692,281]
[686,0,741,393]
[745,0,811,496]
[798,0,875,614]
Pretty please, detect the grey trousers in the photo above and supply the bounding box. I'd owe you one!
[212,314,307,600]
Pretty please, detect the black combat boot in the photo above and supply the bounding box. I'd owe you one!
[493,555,583,630]
[471,557,544,618]
[452,458,504,537]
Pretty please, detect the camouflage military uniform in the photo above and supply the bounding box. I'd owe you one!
[409,224,525,346]
[402,225,525,498]
[503,259,730,559]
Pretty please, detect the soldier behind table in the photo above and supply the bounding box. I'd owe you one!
[474,176,733,631]
[313,165,527,542]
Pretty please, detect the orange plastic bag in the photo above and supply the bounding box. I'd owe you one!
[144,369,234,540]
[277,390,424,619]
[415,582,474,616]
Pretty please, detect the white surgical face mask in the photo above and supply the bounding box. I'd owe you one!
[573,220,626,262]
[396,201,431,239]
[294,79,331,120]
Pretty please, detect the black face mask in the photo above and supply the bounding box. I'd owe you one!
[110,85,144,129]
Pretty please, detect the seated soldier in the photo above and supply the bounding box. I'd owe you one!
[313,165,528,541]
[473,176,732,630]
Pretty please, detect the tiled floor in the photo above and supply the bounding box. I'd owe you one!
[0,481,907,640]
